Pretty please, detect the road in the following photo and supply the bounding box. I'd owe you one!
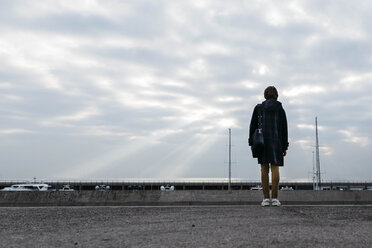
[0,205,371,247]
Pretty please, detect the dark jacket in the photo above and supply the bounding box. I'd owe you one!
[249,99,288,166]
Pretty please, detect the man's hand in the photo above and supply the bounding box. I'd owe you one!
[283,151,287,157]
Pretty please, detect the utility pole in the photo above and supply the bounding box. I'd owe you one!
[228,128,231,192]
[315,117,321,190]
[312,151,316,190]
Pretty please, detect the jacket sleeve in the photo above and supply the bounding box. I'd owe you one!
[248,105,258,146]
[280,107,289,151]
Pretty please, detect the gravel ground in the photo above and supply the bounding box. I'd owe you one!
[0,205,371,248]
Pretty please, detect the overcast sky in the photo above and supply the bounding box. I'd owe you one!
[1,0,372,181]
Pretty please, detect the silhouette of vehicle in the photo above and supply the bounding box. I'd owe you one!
[280,186,294,191]
[95,185,111,191]
[250,185,262,190]
[160,184,175,191]
[1,183,50,191]
[128,185,143,190]
[59,185,74,191]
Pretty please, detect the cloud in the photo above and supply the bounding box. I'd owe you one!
[297,124,325,131]
[1,94,23,101]
[54,107,100,122]
[0,129,36,135]
[338,128,369,147]
[1,0,372,180]
[283,85,325,97]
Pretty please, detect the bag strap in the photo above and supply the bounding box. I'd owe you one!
[257,104,263,131]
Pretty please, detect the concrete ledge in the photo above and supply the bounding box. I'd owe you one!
[1,190,372,207]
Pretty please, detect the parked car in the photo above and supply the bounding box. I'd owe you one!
[160,184,175,191]
[332,186,347,191]
[1,183,50,191]
[59,185,74,191]
[95,185,110,191]
[349,187,363,191]
[280,186,294,191]
[250,185,262,190]
[128,185,143,190]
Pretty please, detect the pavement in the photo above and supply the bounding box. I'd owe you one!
[0,205,371,248]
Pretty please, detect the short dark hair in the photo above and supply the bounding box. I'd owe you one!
[264,86,278,100]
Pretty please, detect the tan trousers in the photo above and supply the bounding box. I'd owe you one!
[261,164,280,199]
